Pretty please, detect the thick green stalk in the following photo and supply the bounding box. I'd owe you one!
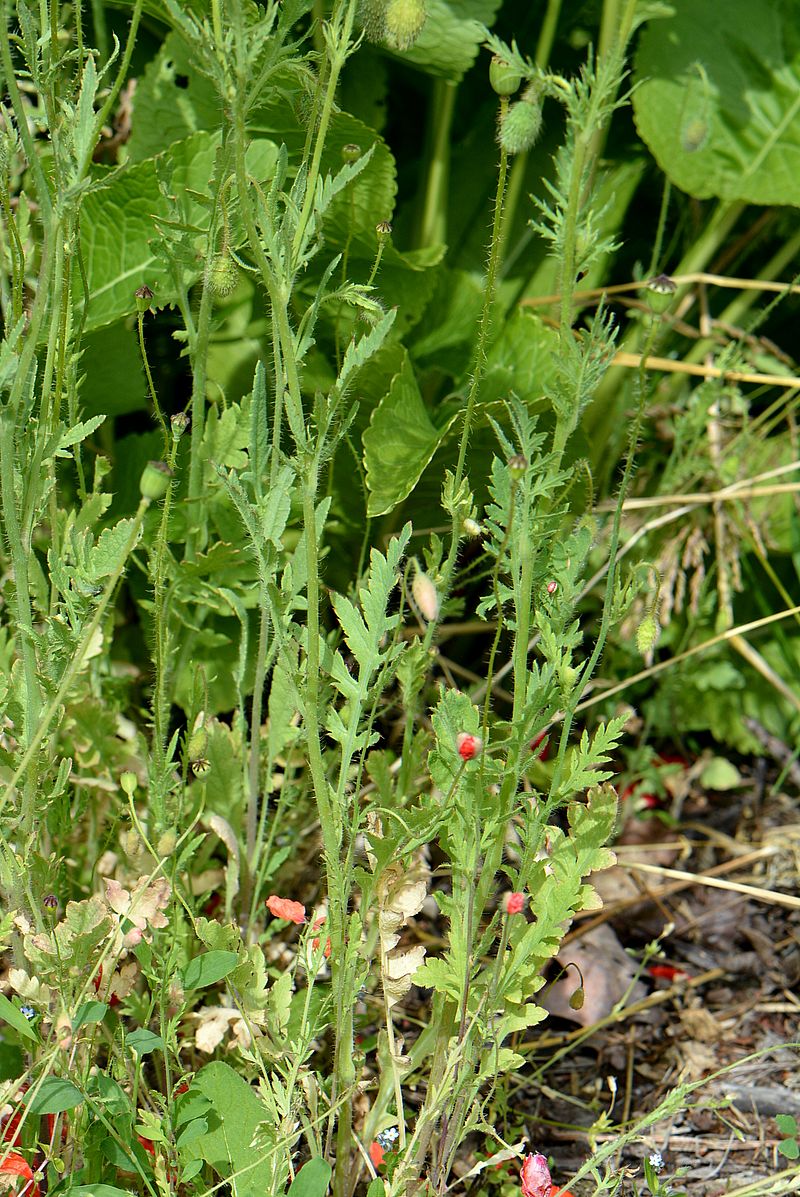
[415,79,457,250]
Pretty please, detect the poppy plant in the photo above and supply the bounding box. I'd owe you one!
[0,1151,40,1197]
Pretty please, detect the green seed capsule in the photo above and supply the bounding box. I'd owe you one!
[508,453,528,480]
[342,142,362,163]
[489,55,522,97]
[140,461,172,502]
[646,273,677,314]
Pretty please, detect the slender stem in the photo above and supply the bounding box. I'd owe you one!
[291,0,357,262]
[184,280,214,561]
[0,0,53,218]
[415,79,457,250]
[138,310,169,457]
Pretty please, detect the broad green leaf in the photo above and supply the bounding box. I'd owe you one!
[363,353,459,516]
[395,0,503,81]
[699,757,741,791]
[72,1000,108,1029]
[287,1159,332,1197]
[181,1061,276,1197]
[25,1077,84,1114]
[126,1028,165,1056]
[183,950,240,991]
[63,1186,135,1197]
[633,0,800,204]
[0,993,38,1042]
[128,32,224,161]
[80,133,278,330]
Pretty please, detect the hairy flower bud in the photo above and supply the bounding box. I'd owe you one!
[499,93,543,155]
[412,568,439,622]
[208,253,239,298]
[636,612,659,656]
[384,0,427,50]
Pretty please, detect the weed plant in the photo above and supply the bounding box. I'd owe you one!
[0,2,799,1197]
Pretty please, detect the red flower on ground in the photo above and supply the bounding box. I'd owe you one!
[265,895,306,924]
[548,1186,576,1197]
[0,1151,40,1197]
[369,1141,384,1168]
[520,1153,551,1197]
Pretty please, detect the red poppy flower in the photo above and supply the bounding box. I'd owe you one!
[0,1151,40,1197]
[265,895,306,924]
[369,1141,384,1168]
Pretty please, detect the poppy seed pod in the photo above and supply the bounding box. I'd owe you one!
[499,91,543,155]
[384,0,427,50]
[489,54,522,97]
[646,273,677,314]
[412,568,439,622]
[140,460,172,502]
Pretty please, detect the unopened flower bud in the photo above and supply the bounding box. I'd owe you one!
[636,612,659,656]
[412,568,439,622]
[546,579,557,595]
[135,285,154,313]
[120,771,138,796]
[508,453,528,479]
[569,985,585,1010]
[462,517,483,537]
[139,460,172,502]
[208,253,239,298]
[171,412,189,438]
[646,273,677,314]
[505,891,526,915]
[499,94,543,155]
[157,830,178,856]
[384,0,427,51]
[456,732,482,761]
[489,55,522,97]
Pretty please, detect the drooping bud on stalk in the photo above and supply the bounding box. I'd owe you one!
[636,612,659,656]
[207,253,239,298]
[499,85,543,155]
